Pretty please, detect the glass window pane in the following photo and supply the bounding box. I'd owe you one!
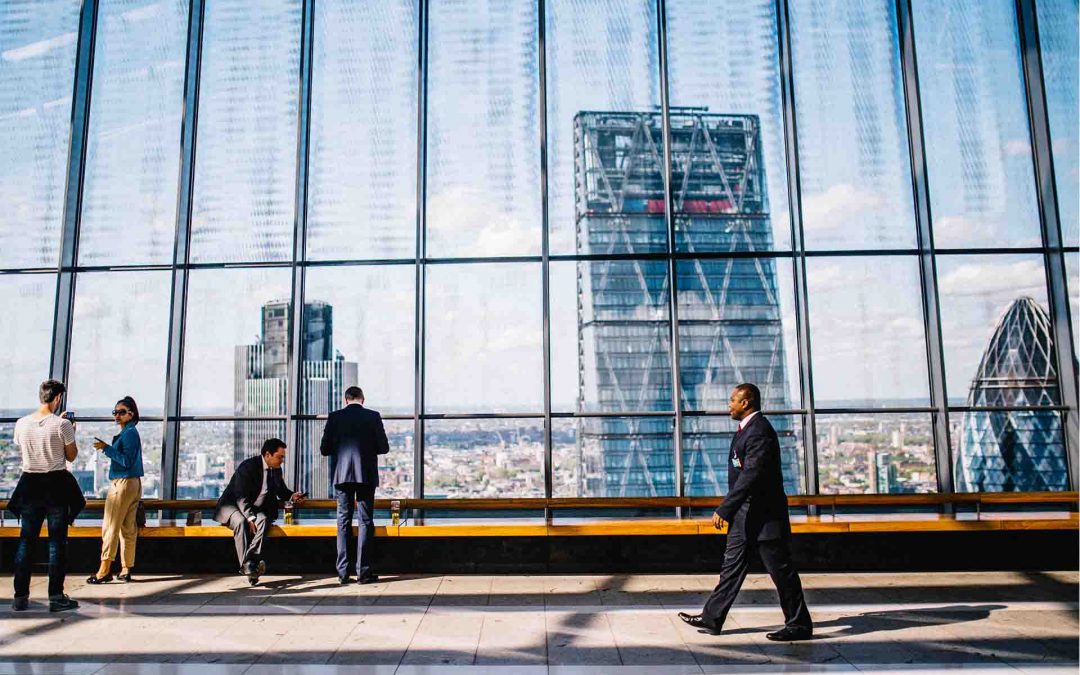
[1067,252,1078,360]
[789,0,917,250]
[1037,0,1079,247]
[67,271,172,416]
[299,418,412,499]
[666,0,791,252]
[0,274,55,414]
[807,256,930,406]
[425,263,542,413]
[424,418,543,498]
[306,0,418,261]
[551,260,672,414]
[952,408,1067,492]
[677,257,800,411]
[78,0,188,265]
[817,413,937,494]
[0,423,19,497]
[181,268,292,415]
[913,0,1042,248]
[552,416,675,498]
[303,265,415,415]
[547,0,665,256]
[684,414,804,497]
[937,254,1057,406]
[178,420,286,498]
[72,420,162,498]
[0,0,81,268]
[426,0,540,258]
[190,0,301,263]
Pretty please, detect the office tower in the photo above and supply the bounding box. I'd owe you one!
[956,297,1070,492]
[235,300,357,497]
[574,109,799,497]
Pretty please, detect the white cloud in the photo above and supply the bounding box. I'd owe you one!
[1004,139,1031,157]
[2,32,76,62]
[426,186,539,257]
[938,259,1045,298]
[799,183,886,234]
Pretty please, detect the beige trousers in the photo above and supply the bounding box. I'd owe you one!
[101,477,141,568]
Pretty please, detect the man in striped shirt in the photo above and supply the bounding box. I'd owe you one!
[11,379,80,612]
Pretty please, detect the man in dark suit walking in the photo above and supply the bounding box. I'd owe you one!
[320,386,390,585]
[679,383,813,641]
[214,438,305,586]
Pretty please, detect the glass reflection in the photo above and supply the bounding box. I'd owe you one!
[552,416,676,498]
[545,0,661,255]
[79,0,187,265]
[0,275,55,413]
[789,0,917,249]
[307,0,418,261]
[914,0,1041,248]
[190,0,301,263]
[1036,0,1079,248]
[426,0,541,257]
[806,256,930,406]
[666,0,791,251]
[67,271,172,416]
[0,0,81,268]
[425,263,542,413]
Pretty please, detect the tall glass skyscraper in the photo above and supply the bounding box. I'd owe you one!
[956,297,1071,492]
[574,110,799,497]
[235,301,357,497]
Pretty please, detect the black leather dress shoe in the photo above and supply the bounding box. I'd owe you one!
[86,574,113,585]
[357,574,380,585]
[338,575,351,585]
[766,626,813,641]
[677,612,722,635]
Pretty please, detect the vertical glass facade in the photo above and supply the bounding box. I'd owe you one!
[0,0,1074,500]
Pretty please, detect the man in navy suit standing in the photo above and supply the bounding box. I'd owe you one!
[320,386,390,585]
[679,383,813,641]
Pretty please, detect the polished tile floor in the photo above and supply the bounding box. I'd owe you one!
[0,571,1075,674]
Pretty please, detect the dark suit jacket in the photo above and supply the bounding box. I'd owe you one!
[715,413,791,541]
[214,455,294,524]
[319,404,390,488]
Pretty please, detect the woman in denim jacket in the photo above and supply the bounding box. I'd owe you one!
[87,396,144,583]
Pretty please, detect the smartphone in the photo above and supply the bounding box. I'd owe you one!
[64,411,76,420]
[93,436,106,444]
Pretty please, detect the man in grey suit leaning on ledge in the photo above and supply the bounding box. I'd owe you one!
[320,386,390,585]
[679,382,813,641]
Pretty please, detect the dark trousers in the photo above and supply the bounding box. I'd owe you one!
[14,505,68,598]
[335,483,375,579]
[702,507,812,631]
[219,505,269,572]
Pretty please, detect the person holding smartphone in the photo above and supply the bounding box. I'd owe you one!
[87,396,144,584]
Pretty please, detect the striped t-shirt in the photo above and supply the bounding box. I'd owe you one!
[13,413,75,473]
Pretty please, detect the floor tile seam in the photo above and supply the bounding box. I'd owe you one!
[392,576,444,672]
[663,607,709,673]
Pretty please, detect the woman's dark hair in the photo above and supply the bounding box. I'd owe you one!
[116,396,140,424]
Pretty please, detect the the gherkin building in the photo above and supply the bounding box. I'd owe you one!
[955,297,1071,492]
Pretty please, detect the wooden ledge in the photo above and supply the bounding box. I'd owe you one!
[1,512,1074,538]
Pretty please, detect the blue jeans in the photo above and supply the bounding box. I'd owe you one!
[335,483,375,579]
[14,505,68,598]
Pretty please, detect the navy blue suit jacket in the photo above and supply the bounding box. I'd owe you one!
[715,413,791,541]
[319,404,390,488]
